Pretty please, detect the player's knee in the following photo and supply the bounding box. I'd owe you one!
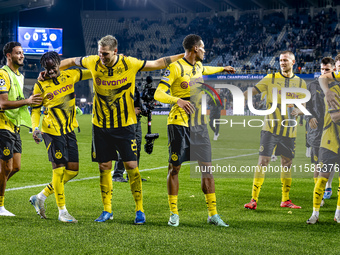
[124,161,137,170]
[258,157,270,166]
[67,162,79,171]
[281,156,292,167]
[12,166,20,174]
[169,165,181,176]
[99,161,112,171]
[201,171,214,179]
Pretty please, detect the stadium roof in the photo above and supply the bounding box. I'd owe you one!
[3,0,339,14]
[0,0,54,14]
[93,0,340,12]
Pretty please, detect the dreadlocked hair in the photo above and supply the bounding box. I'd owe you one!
[40,51,61,69]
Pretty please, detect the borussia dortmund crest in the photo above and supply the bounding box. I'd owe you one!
[3,147,10,156]
[55,150,62,159]
[171,152,178,161]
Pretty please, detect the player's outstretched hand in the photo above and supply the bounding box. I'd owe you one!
[325,90,340,109]
[37,71,47,81]
[309,118,318,129]
[28,94,43,106]
[224,66,236,74]
[177,98,195,114]
[291,108,301,117]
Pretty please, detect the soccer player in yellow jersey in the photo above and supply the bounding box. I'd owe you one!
[154,34,235,227]
[29,51,92,223]
[58,35,184,223]
[244,51,307,210]
[0,42,42,216]
[306,80,340,224]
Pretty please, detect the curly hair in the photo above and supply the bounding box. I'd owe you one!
[40,51,61,69]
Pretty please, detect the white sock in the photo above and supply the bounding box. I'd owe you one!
[59,208,67,215]
[312,211,319,217]
[37,192,47,201]
[335,209,340,216]
[325,170,335,189]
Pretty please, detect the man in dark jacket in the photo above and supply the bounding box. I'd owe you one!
[306,57,336,202]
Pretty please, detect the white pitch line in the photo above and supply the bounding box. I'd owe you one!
[7,152,258,192]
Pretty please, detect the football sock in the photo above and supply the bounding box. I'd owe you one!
[281,178,292,202]
[168,195,178,215]
[205,193,217,217]
[59,207,67,215]
[64,169,79,183]
[99,169,113,213]
[41,183,54,199]
[127,167,143,212]
[335,209,340,216]
[313,177,328,212]
[251,165,265,202]
[0,196,4,207]
[52,167,66,210]
[40,169,78,199]
[325,170,335,189]
[314,178,317,184]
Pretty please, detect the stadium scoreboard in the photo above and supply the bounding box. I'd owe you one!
[17,26,63,55]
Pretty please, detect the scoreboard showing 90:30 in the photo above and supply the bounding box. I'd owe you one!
[17,26,63,55]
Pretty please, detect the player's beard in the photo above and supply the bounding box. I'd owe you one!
[13,59,24,67]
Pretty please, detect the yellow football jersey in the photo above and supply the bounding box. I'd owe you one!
[332,70,340,81]
[320,84,340,153]
[0,69,20,133]
[255,72,307,138]
[80,55,146,128]
[156,58,224,127]
[31,69,92,136]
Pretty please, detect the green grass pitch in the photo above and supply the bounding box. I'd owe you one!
[2,114,340,254]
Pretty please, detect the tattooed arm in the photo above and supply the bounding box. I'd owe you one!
[141,53,184,71]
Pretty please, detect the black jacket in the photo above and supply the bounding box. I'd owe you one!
[305,79,336,147]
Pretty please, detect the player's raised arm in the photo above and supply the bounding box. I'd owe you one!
[59,57,80,70]
[203,66,235,75]
[319,72,340,109]
[141,53,184,71]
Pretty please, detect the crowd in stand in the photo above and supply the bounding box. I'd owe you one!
[90,8,338,74]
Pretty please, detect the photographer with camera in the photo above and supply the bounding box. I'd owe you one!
[141,76,159,154]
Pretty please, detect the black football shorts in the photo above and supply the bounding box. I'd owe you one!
[168,124,211,166]
[0,129,21,160]
[43,131,79,164]
[259,130,296,159]
[91,124,137,163]
[318,147,340,173]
